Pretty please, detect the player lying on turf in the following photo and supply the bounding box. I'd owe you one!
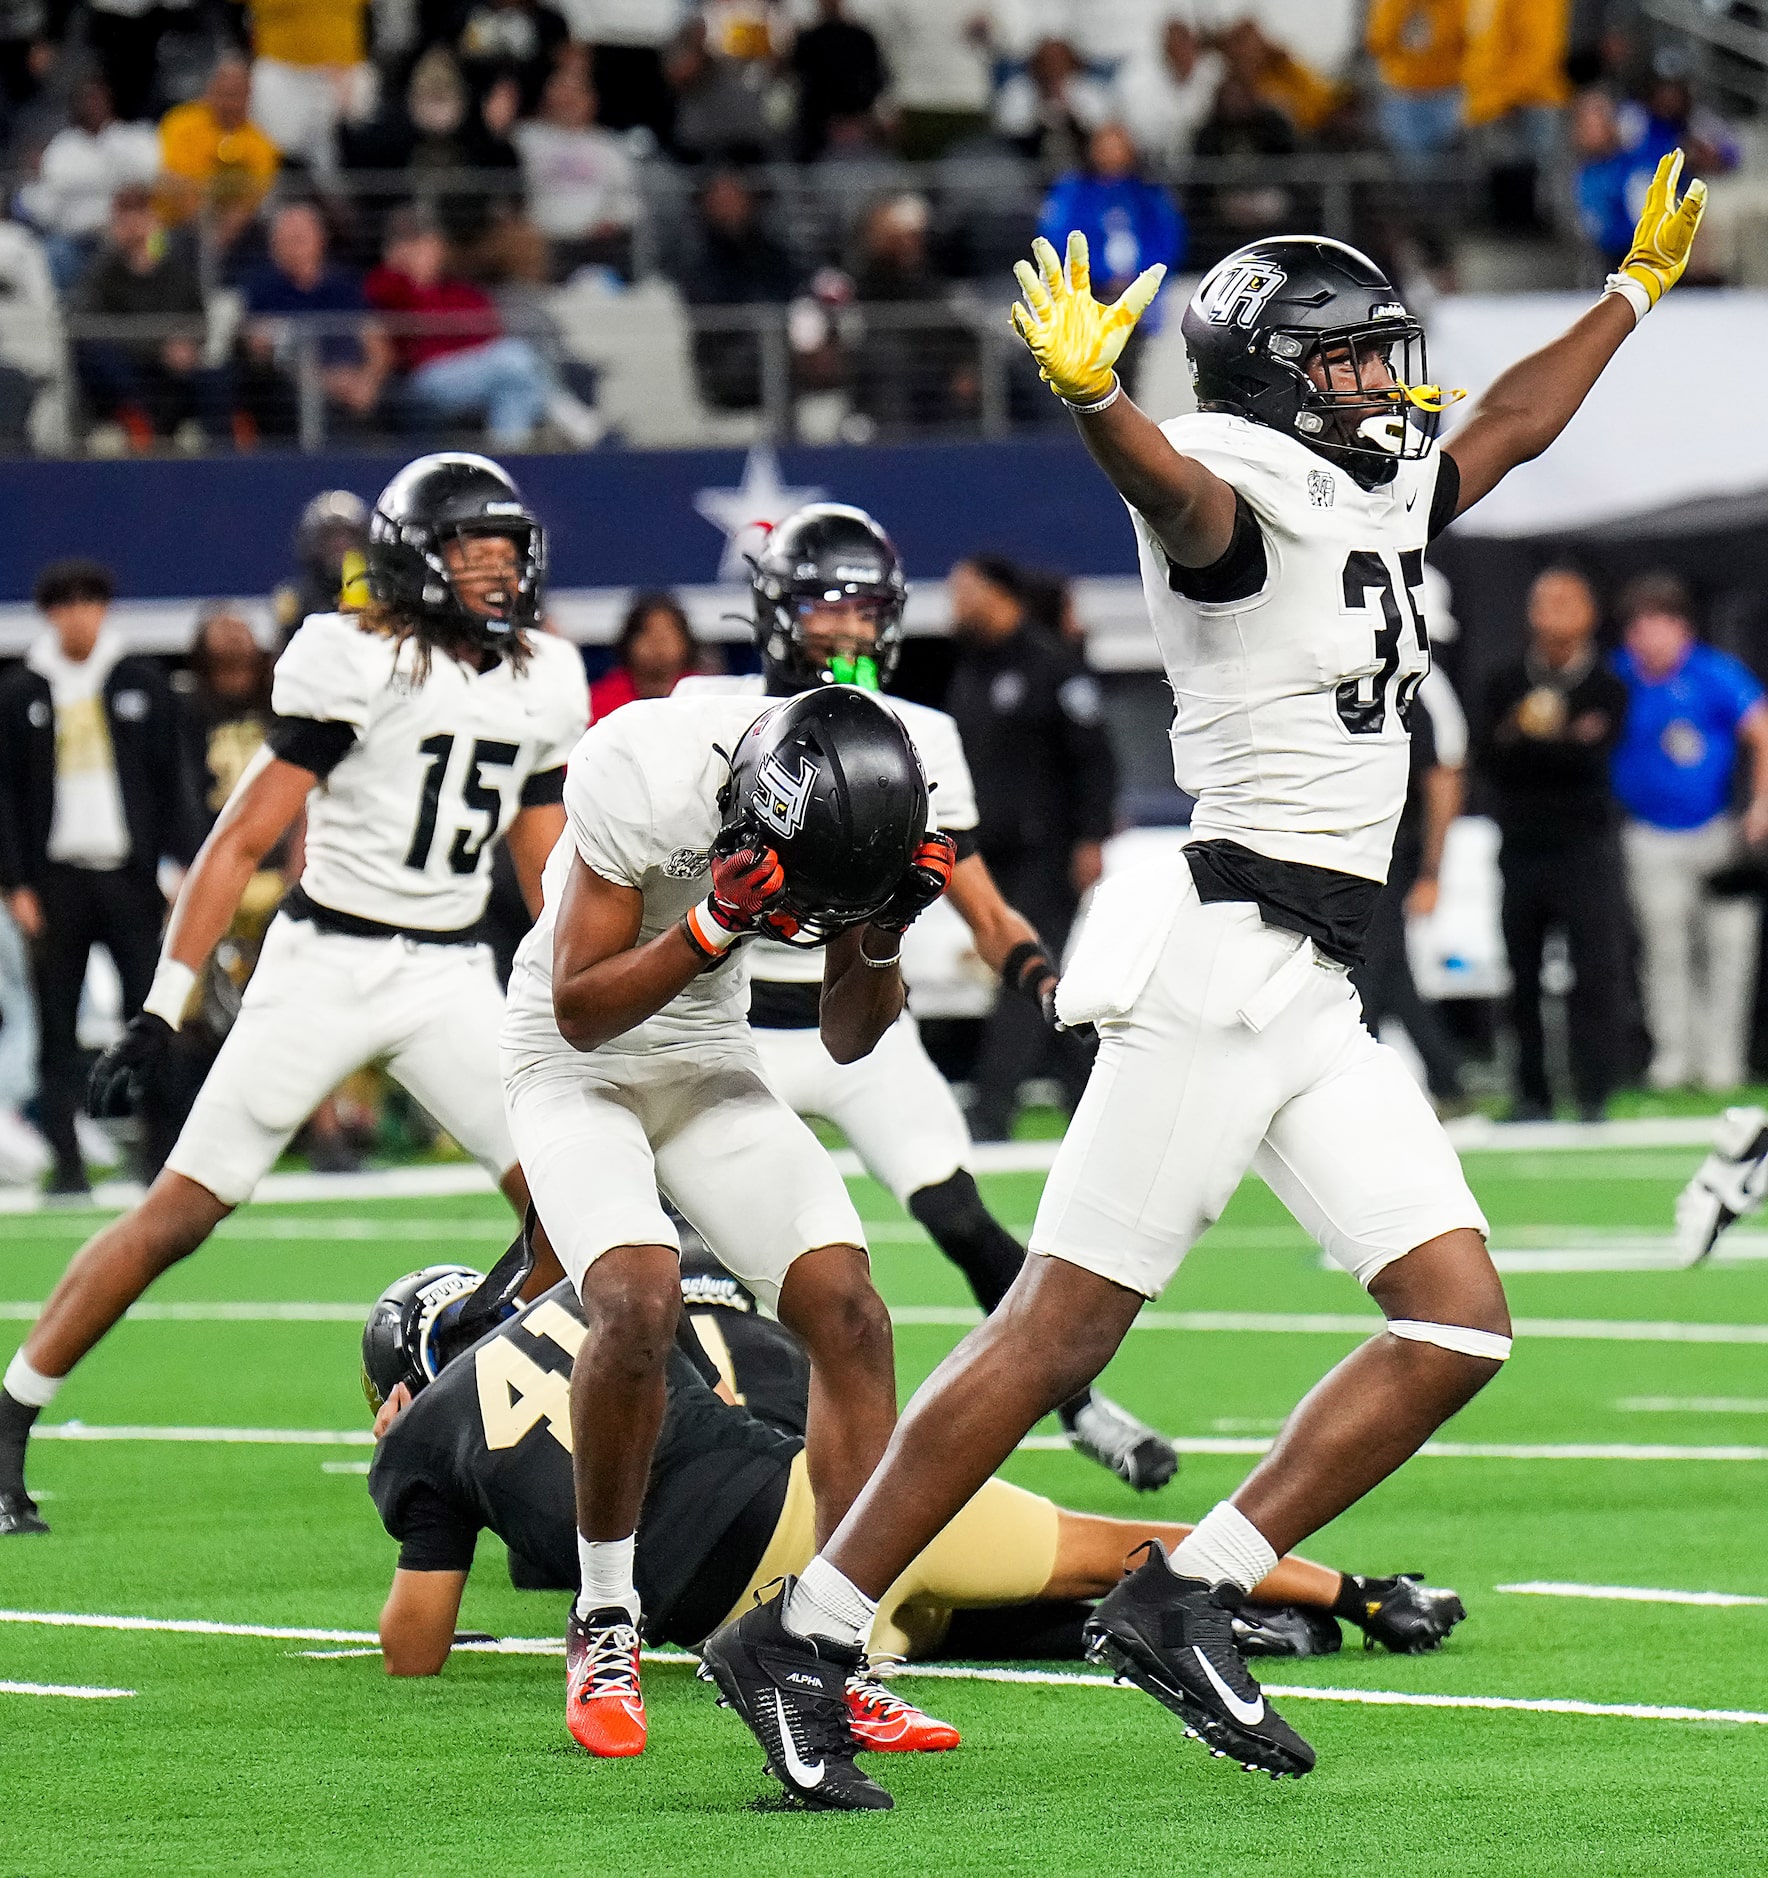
[700,152,1708,1807]
[361,1260,1465,1753]
[500,683,959,1755]
[0,453,586,1538]
[678,500,1178,1492]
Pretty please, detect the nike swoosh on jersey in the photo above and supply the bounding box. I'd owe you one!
[774,1690,825,1786]
[1406,492,1418,511]
[1192,1645,1265,1726]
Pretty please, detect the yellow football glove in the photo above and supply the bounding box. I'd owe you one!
[1612,148,1707,315]
[1010,230,1165,405]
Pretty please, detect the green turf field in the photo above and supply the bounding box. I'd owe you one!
[5,1146,1768,1876]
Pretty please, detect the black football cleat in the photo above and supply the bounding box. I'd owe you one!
[1342,1573,1467,1653]
[1232,1604,1342,1658]
[1059,1391,1180,1492]
[1084,1544,1315,1778]
[0,1488,49,1536]
[698,1581,894,1811]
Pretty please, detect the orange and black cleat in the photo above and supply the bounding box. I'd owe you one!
[566,1603,647,1757]
[846,1667,961,1752]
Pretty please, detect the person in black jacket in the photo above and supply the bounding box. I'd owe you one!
[0,560,204,1192]
[1473,565,1630,1120]
[945,556,1118,1138]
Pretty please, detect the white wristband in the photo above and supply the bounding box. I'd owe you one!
[1062,375,1122,416]
[143,958,197,1030]
[682,900,741,958]
[1603,272,1653,326]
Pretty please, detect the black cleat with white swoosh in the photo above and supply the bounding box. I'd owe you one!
[698,1580,894,1811]
[1084,1543,1315,1778]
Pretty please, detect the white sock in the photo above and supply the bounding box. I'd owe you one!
[4,1351,62,1409]
[1168,1500,1279,1596]
[783,1555,876,1650]
[574,1533,639,1624]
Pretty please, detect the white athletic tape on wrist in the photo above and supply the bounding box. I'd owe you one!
[1602,273,1654,325]
[682,900,740,957]
[1388,1320,1513,1361]
[4,1349,63,1408]
[143,958,197,1030]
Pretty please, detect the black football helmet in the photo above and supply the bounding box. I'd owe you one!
[1181,237,1456,481]
[717,687,928,946]
[366,452,546,647]
[751,503,908,694]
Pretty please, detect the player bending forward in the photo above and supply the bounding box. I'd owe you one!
[0,454,587,1536]
[701,152,1709,1807]
[361,1261,1465,1741]
[500,683,958,1756]
[681,500,1178,1490]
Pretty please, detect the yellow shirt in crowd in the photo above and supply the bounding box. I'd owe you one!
[159,100,281,221]
[1462,0,1570,125]
[240,0,369,69]
[1366,0,1466,96]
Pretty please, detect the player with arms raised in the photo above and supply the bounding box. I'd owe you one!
[0,453,587,1537]
[699,154,1708,1804]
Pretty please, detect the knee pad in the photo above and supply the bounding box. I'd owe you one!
[1387,1320,1512,1361]
[907,1169,1026,1314]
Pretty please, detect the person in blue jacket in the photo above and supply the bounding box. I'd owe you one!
[1039,123,1184,336]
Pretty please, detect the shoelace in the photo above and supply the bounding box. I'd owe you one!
[847,1660,915,1724]
[575,1622,640,1702]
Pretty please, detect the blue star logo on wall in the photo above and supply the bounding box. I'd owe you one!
[692,446,826,580]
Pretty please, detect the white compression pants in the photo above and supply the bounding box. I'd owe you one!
[749,1011,971,1206]
[1031,871,1487,1298]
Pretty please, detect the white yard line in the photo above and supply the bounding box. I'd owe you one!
[10,1609,1761,1727]
[23,1421,1765,1459]
[0,1679,135,1699]
[0,1117,1736,1218]
[1617,1397,1768,1414]
[1497,1582,1768,1608]
[35,1423,373,1446]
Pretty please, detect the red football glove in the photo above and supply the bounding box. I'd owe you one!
[871,831,958,935]
[708,844,786,932]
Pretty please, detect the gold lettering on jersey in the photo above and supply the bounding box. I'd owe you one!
[474,1338,573,1454]
[523,1299,587,1359]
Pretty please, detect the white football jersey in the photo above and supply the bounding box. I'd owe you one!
[1133,413,1449,884]
[503,687,972,1059]
[272,614,589,930]
[674,674,980,986]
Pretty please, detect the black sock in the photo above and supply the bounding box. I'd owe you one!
[0,1389,41,1493]
[907,1170,1026,1315]
[1331,1573,1367,1621]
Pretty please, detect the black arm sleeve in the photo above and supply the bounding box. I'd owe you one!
[265,714,358,778]
[1428,452,1461,542]
[520,765,567,808]
[389,1480,481,1573]
[1164,491,1268,604]
[949,826,980,862]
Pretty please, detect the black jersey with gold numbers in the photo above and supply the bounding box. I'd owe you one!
[367,1280,804,1643]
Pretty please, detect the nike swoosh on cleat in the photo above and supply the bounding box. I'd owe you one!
[773,1690,825,1788]
[1191,1646,1265,1726]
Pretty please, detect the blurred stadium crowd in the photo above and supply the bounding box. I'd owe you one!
[6,510,1768,1199]
[0,0,1760,451]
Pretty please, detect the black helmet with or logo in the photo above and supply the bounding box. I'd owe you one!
[367,452,546,647]
[751,503,908,694]
[718,687,928,946]
[1181,237,1450,478]
[361,1264,486,1412]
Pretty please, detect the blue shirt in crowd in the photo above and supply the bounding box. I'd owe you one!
[242,264,371,368]
[1038,173,1185,331]
[1610,642,1765,830]
[1576,121,1678,262]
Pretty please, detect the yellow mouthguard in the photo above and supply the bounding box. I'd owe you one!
[1400,383,1467,413]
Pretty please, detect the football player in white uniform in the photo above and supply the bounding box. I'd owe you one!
[701,153,1710,1806]
[501,683,957,1771]
[682,501,1179,1491]
[0,454,588,1538]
